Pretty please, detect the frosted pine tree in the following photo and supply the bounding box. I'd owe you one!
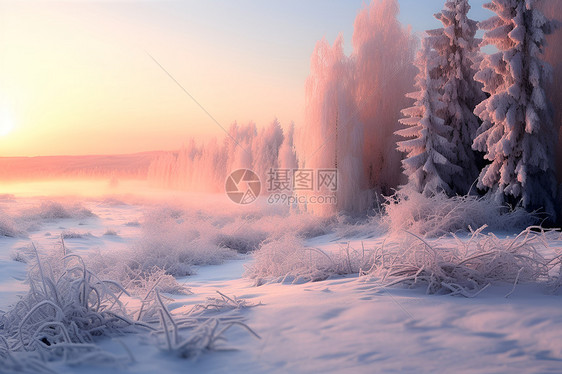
[473,0,558,218]
[426,0,486,195]
[538,0,561,186]
[396,39,459,196]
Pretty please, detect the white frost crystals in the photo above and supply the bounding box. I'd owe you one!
[397,0,486,197]
[0,243,259,373]
[472,0,558,218]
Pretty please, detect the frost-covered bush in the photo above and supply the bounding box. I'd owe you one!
[331,213,384,240]
[384,189,536,237]
[103,229,119,236]
[0,211,25,238]
[0,247,140,369]
[0,244,259,371]
[216,211,333,248]
[214,230,266,254]
[26,201,95,221]
[369,226,558,296]
[245,235,374,285]
[131,211,237,277]
[87,207,237,282]
[148,291,259,359]
[246,223,562,297]
[10,245,35,264]
[61,230,92,239]
[1,200,96,238]
[235,211,333,241]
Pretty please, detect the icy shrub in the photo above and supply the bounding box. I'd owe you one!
[10,245,35,264]
[238,212,333,241]
[133,221,235,277]
[0,211,25,238]
[332,214,384,240]
[103,229,119,236]
[369,226,558,296]
[0,247,140,368]
[97,207,237,280]
[0,244,258,371]
[148,291,259,359]
[245,235,374,285]
[38,201,94,220]
[61,230,92,239]
[384,189,536,237]
[19,201,96,223]
[214,230,266,254]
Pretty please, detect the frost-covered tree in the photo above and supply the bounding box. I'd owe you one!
[278,122,298,170]
[294,0,416,215]
[148,120,291,194]
[425,0,486,195]
[353,0,417,194]
[472,0,558,218]
[297,36,366,215]
[252,119,284,183]
[396,39,459,196]
[538,0,561,182]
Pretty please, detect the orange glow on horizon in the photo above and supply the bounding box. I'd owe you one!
[0,1,305,157]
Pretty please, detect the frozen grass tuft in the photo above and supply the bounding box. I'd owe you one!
[384,189,536,237]
[107,205,335,282]
[0,242,259,371]
[0,211,25,238]
[10,245,35,264]
[368,226,561,296]
[26,201,95,221]
[0,200,97,238]
[130,209,237,277]
[246,226,562,297]
[0,244,142,369]
[103,229,119,236]
[245,235,374,285]
[61,230,92,239]
[147,291,260,359]
[214,230,267,254]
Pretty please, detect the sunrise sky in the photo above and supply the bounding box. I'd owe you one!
[0,0,490,157]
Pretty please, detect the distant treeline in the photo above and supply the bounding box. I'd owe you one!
[0,152,164,181]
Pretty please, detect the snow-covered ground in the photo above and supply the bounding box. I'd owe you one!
[1,193,562,373]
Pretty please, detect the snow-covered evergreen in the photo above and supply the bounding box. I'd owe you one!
[426,0,486,195]
[396,39,458,196]
[472,0,558,219]
[538,0,562,185]
[397,0,484,197]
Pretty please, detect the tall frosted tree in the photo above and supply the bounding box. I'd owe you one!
[426,0,486,195]
[538,0,561,182]
[297,36,366,215]
[396,39,459,196]
[472,0,558,218]
[353,0,417,195]
[278,122,298,170]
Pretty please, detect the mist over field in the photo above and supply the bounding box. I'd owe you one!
[0,1,561,373]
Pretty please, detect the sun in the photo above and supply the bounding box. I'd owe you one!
[0,110,15,137]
